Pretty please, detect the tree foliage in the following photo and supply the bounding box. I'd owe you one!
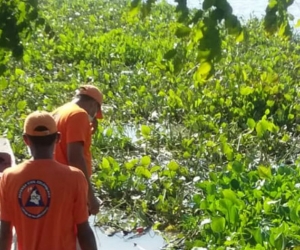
[130,0,296,80]
[0,0,47,74]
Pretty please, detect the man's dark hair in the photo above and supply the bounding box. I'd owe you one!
[26,126,57,147]
[76,94,100,109]
[76,94,95,102]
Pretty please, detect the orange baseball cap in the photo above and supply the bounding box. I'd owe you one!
[77,84,103,119]
[24,111,58,136]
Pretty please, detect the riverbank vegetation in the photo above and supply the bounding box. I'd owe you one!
[1,0,300,249]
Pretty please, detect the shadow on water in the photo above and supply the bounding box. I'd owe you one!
[89,216,166,250]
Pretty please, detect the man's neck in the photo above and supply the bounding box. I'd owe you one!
[31,155,53,160]
[72,99,88,113]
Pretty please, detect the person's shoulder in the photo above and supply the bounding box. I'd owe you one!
[68,166,86,181]
[0,161,27,178]
[61,103,88,119]
[54,102,84,114]
[68,165,84,175]
[54,162,83,175]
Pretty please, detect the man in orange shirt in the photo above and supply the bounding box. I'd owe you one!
[52,84,103,215]
[0,111,97,250]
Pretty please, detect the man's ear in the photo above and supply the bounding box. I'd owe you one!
[56,132,61,143]
[23,134,30,146]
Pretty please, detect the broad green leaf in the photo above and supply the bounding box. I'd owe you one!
[211,216,225,233]
[206,140,215,147]
[59,34,68,43]
[192,29,203,43]
[142,169,152,179]
[23,54,30,63]
[247,118,256,129]
[141,125,151,136]
[135,166,145,177]
[164,49,177,60]
[240,86,254,95]
[232,161,244,173]
[265,109,270,115]
[284,93,292,101]
[17,100,27,110]
[218,199,233,221]
[247,228,263,244]
[125,100,133,106]
[183,151,191,158]
[278,23,287,37]
[229,206,238,225]
[223,143,233,161]
[125,158,138,170]
[209,172,217,182]
[267,100,275,107]
[268,0,277,8]
[255,121,265,138]
[0,77,8,90]
[296,19,300,28]
[274,233,285,250]
[256,119,270,138]
[236,30,244,42]
[129,1,140,17]
[242,70,248,81]
[230,179,240,190]
[150,165,161,173]
[15,68,25,76]
[222,189,238,204]
[168,160,179,171]
[106,127,113,137]
[140,156,151,166]
[263,198,272,214]
[46,63,53,70]
[288,113,295,120]
[281,133,290,142]
[258,165,272,179]
[197,62,211,76]
[102,157,110,169]
[175,26,191,38]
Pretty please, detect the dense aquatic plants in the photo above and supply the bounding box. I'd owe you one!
[183,163,300,249]
[1,0,300,248]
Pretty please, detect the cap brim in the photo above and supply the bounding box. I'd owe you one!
[96,110,103,119]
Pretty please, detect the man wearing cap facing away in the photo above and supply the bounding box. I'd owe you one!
[52,84,103,216]
[0,111,97,250]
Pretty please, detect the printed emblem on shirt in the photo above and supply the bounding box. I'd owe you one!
[18,180,51,219]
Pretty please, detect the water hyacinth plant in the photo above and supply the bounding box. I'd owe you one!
[1,0,300,249]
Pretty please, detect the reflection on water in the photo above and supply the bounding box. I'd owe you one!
[89,216,166,250]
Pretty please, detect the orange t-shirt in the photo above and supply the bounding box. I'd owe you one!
[0,159,89,250]
[52,102,93,177]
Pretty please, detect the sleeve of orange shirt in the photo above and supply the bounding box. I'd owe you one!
[0,174,11,221]
[66,112,91,144]
[73,170,89,224]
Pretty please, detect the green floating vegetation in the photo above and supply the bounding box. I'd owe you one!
[1,0,300,249]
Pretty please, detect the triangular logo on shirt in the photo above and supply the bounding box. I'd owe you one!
[25,186,45,207]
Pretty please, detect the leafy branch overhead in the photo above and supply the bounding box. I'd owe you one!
[130,0,296,80]
[0,0,49,74]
